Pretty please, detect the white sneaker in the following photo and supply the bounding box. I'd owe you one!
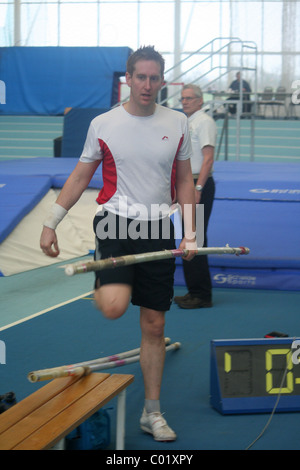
[140,409,177,441]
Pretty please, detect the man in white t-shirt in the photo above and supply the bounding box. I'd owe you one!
[174,84,217,309]
[40,47,197,442]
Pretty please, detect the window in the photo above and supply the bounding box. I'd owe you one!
[0,1,299,90]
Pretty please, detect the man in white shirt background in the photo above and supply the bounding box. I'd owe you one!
[174,84,217,309]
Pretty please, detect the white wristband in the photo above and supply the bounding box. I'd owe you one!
[43,203,68,230]
[186,240,198,251]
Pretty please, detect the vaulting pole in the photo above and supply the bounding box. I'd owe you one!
[28,339,180,383]
[64,245,250,276]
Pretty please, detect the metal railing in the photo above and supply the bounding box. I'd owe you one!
[158,37,258,161]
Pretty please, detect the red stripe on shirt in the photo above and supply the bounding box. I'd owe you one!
[96,139,117,205]
[171,134,184,200]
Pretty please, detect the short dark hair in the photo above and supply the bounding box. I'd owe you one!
[126,46,165,77]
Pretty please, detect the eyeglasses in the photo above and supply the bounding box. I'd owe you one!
[180,96,199,102]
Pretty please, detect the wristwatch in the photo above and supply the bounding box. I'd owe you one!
[195,184,203,191]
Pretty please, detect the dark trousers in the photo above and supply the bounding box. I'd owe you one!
[182,176,215,301]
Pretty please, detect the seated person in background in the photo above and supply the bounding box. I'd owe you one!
[228,71,252,114]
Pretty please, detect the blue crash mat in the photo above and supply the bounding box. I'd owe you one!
[0,175,52,243]
[214,180,300,202]
[0,158,103,188]
[174,198,300,268]
[1,158,299,290]
[0,158,103,243]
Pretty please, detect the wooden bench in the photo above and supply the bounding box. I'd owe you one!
[0,372,134,450]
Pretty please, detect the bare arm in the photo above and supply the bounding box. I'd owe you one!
[56,160,100,210]
[175,158,197,260]
[40,160,100,257]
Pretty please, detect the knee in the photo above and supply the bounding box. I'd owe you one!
[94,289,129,320]
[141,310,165,339]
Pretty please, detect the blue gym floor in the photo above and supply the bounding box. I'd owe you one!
[1,265,300,451]
[0,116,300,451]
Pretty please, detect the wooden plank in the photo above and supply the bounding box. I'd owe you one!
[14,374,134,450]
[0,375,87,434]
[0,373,110,450]
[0,373,134,450]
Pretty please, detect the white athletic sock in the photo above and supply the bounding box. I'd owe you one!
[145,399,160,414]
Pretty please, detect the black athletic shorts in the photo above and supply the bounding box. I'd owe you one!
[93,212,176,312]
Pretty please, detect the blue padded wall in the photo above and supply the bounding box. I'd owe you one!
[0,47,132,115]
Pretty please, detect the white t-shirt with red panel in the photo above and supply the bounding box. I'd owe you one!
[80,104,192,221]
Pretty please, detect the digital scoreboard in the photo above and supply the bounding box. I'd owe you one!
[210,338,300,414]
